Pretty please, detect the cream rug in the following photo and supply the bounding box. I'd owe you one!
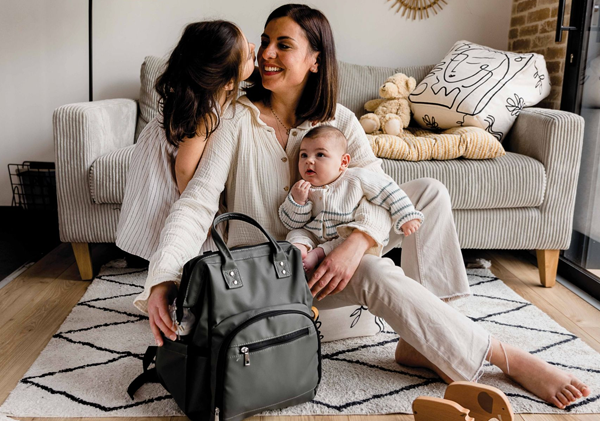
[1,263,600,418]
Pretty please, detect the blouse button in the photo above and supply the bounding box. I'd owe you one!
[284,186,290,192]
[281,157,288,162]
[291,130,298,136]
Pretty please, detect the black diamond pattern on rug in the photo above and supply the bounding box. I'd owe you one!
[1,264,599,417]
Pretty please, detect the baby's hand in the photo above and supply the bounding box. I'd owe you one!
[291,180,311,205]
[401,219,421,236]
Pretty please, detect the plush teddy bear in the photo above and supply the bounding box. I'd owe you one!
[360,73,417,136]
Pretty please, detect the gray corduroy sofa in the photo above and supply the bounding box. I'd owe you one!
[54,57,584,287]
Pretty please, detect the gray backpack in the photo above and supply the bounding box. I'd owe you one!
[128,212,322,421]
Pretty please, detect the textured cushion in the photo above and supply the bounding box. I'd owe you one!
[135,56,166,140]
[338,61,433,118]
[135,57,434,139]
[383,152,546,210]
[318,306,381,343]
[89,145,136,204]
[409,40,550,142]
[369,126,505,161]
[136,58,435,134]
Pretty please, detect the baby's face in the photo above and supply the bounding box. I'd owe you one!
[298,135,348,187]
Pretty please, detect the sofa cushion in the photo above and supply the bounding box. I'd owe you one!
[382,152,546,210]
[409,40,551,142]
[135,56,166,140]
[338,61,433,118]
[369,126,506,161]
[135,57,435,138]
[89,145,136,204]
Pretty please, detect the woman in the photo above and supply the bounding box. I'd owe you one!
[136,4,590,409]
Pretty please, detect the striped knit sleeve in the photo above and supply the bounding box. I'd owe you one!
[278,193,313,230]
[336,197,391,256]
[361,172,424,234]
[317,237,345,255]
[285,228,317,252]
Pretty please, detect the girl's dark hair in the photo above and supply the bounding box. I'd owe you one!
[156,20,246,147]
[245,4,338,124]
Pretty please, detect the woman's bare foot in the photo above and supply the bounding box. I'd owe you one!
[489,338,591,409]
[395,338,454,383]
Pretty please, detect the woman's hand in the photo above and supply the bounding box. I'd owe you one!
[147,281,179,346]
[307,230,375,300]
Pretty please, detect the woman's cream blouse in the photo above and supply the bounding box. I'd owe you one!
[134,95,390,313]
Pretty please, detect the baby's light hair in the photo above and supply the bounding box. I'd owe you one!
[302,125,348,153]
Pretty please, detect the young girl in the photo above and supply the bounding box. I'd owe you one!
[116,20,256,262]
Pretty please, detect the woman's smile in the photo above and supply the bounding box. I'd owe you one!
[257,16,319,95]
[262,64,283,76]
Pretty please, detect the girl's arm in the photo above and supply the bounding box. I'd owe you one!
[175,130,208,194]
[134,114,239,315]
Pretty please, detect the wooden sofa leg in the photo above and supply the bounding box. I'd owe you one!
[72,242,94,280]
[536,249,559,288]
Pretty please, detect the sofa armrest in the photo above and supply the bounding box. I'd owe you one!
[505,107,584,247]
[54,99,137,166]
[53,99,137,243]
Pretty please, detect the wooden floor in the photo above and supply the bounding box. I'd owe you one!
[1,244,599,421]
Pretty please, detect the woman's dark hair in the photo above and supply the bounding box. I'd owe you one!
[156,20,246,147]
[245,4,338,124]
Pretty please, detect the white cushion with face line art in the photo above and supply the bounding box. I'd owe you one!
[316,305,382,342]
[408,40,551,142]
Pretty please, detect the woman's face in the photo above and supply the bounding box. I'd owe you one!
[240,31,256,81]
[257,17,320,97]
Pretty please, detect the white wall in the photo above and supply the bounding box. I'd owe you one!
[0,0,88,206]
[0,0,511,205]
[94,0,512,100]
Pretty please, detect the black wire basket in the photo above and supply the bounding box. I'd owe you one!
[8,161,57,212]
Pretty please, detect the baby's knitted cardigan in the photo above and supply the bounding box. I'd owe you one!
[279,167,424,256]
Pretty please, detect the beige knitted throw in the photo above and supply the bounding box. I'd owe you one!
[368,126,506,161]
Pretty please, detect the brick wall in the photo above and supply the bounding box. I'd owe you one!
[509,0,572,109]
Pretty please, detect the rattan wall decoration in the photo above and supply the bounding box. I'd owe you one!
[387,0,448,20]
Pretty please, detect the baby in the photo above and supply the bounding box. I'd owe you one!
[279,125,424,272]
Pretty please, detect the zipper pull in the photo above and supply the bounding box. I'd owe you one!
[215,407,220,421]
[240,346,250,366]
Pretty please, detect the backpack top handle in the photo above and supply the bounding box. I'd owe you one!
[211,212,292,289]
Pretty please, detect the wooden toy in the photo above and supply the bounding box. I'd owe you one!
[413,396,474,421]
[413,382,514,421]
[445,381,514,421]
[311,306,319,321]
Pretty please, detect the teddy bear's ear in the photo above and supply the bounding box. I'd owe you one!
[406,77,417,92]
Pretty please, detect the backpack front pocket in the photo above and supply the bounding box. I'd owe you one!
[217,311,320,421]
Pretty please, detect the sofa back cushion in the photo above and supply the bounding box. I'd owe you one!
[134,56,434,138]
[135,56,166,140]
[338,61,433,117]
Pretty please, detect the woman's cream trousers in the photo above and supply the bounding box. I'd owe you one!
[317,177,491,381]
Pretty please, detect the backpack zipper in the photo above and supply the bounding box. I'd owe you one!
[239,327,309,366]
[214,309,315,416]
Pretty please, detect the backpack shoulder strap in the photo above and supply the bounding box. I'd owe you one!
[127,346,159,399]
